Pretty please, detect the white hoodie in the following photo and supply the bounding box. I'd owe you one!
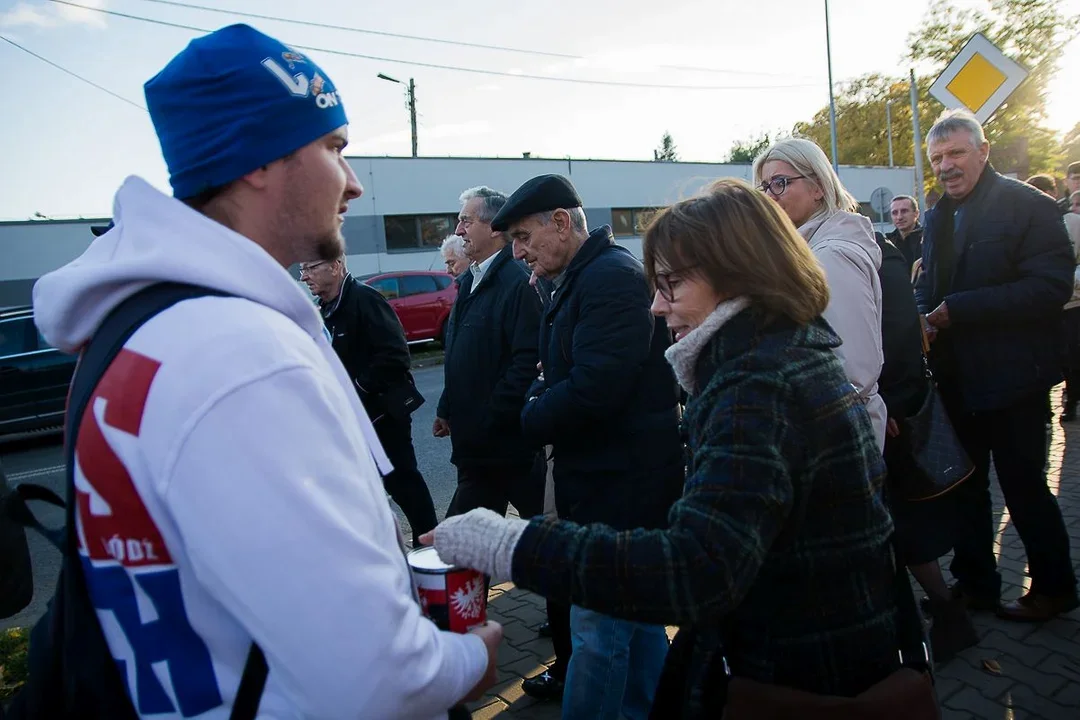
[798,210,887,451]
[33,177,487,719]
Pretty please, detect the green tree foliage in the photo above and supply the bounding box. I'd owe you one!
[654,132,679,162]
[792,0,1078,191]
[792,74,939,171]
[723,132,780,163]
[1062,123,1080,169]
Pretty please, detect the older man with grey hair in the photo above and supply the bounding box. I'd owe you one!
[435,185,545,521]
[439,234,470,278]
[915,108,1077,622]
[495,174,683,719]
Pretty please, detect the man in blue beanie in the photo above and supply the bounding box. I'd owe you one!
[32,23,499,719]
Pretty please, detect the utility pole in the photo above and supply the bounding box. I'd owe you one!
[886,100,894,167]
[408,78,418,158]
[377,73,418,157]
[909,69,927,217]
[825,0,839,171]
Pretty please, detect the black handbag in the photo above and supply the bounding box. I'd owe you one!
[898,357,974,502]
[381,377,426,422]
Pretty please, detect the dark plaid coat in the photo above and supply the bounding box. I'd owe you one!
[511,307,900,717]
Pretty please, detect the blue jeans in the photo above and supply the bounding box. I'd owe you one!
[561,606,670,720]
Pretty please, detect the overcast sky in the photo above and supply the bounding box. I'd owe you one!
[1,0,1077,220]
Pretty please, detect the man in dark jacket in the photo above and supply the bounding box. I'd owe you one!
[495,174,684,719]
[1059,162,1080,214]
[915,109,1078,622]
[436,186,564,702]
[876,233,977,662]
[302,256,437,546]
[436,186,545,520]
[886,195,924,273]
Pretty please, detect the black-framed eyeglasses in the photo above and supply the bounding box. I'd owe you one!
[758,175,806,197]
[298,260,329,277]
[654,267,697,303]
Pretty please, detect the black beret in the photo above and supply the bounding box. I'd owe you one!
[90,220,115,237]
[490,174,582,231]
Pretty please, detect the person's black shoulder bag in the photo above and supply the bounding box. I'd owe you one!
[3,282,267,720]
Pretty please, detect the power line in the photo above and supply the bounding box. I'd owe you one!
[130,0,817,80]
[49,0,819,91]
[0,34,146,110]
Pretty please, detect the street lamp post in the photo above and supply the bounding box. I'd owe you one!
[909,69,927,220]
[886,100,894,167]
[377,73,418,158]
[824,0,839,171]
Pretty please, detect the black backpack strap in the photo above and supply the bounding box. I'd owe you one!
[66,282,268,718]
[231,645,269,720]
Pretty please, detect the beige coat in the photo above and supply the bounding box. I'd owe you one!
[799,210,887,451]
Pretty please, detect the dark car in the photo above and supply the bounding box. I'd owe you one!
[358,271,457,344]
[0,306,76,437]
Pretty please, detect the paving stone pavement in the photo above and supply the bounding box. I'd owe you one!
[471,387,1080,718]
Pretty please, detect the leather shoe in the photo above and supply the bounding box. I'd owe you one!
[536,621,552,638]
[921,582,999,617]
[522,671,564,701]
[997,591,1080,622]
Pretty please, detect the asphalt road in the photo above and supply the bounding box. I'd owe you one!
[1,363,457,631]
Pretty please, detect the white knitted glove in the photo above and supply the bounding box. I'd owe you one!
[430,508,529,581]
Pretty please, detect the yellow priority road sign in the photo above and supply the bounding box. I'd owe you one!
[928,33,1028,124]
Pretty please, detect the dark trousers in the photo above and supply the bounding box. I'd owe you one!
[1062,306,1080,407]
[376,415,437,546]
[445,454,572,678]
[940,385,1076,598]
[445,455,546,520]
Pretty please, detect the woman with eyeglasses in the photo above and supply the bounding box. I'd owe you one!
[753,138,888,451]
[419,179,901,719]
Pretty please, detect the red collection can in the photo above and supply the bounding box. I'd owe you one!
[407,546,488,633]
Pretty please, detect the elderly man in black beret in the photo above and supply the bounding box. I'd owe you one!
[490,174,685,719]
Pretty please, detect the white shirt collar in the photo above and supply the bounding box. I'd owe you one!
[470,251,499,291]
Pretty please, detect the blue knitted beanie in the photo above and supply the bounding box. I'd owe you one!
[144,24,348,199]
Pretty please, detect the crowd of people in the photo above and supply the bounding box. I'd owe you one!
[18,20,1080,720]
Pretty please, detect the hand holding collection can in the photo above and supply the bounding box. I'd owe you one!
[407,546,502,702]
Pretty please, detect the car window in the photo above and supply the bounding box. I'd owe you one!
[369,277,400,299]
[434,275,453,290]
[400,275,438,297]
[0,317,36,358]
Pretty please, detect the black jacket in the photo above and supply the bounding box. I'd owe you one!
[437,245,542,467]
[914,164,1074,412]
[522,226,684,531]
[876,236,928,419]
[885,225,923,274]
[321,274,417,421]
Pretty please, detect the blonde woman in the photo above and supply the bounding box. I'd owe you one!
[421,180,901,718]
[753,138,887,449]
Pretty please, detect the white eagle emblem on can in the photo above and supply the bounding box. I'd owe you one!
[450,576,485,620]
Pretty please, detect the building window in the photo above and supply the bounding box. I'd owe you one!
[384,214,458,252]
[611,208,659,237]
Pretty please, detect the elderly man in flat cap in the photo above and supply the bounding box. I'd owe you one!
[491,174,685,718]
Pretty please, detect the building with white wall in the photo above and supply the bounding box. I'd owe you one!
[0,156,917,308]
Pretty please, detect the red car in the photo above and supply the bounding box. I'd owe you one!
[359,271,457,344]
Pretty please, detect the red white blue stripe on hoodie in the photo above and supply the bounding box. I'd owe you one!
[76,348,223,717]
